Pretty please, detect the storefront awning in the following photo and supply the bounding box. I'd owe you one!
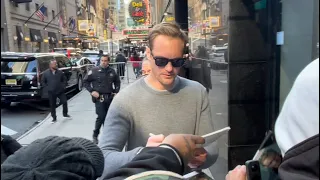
[16,26,24,41]
[48,32,58,43]
[30,29,43,42]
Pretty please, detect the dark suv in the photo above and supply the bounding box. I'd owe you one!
[1,52,83,107]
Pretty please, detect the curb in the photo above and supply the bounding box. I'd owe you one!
[17,90,86,141]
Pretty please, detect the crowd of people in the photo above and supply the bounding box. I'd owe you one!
[1,22,319,180]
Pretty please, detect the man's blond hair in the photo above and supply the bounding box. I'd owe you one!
[148,22,188,51]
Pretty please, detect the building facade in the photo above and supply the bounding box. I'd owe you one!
[3,0,61,52]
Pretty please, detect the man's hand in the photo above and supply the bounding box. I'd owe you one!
[188,148,207,168]
[146,134,165,147]
[226,165,247,180]
[91,91,99,98]
[161,134,205,163]
[260,150,282,168]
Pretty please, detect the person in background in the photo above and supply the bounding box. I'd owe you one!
[115,50,127,79]
[226,59,319,180]
[141,57,151,76]
[1,134,22,164]
[130,51,142,78]
[99,22,218,178]
[96,50,104,66]
[41,59,71,123]
[83,55,121,144]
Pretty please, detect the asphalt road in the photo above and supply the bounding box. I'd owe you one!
[1,90,79,139]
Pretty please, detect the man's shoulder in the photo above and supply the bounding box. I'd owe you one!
[120,78,144,94]
[178,76,206,90]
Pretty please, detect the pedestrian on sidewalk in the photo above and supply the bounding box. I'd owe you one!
[41,59,71,123]
[84,55,121,144]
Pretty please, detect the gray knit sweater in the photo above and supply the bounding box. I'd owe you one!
[99,76,218,177]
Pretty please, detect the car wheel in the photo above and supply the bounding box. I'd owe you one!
[77,76,83,92]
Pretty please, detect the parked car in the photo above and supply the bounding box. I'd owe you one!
[81,50,100,66]
[71,57,95,88]
[1,52,83,107]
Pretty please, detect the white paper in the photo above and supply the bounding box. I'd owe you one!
[277,31,284,45]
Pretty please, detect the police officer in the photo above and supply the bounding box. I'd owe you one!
[83,55,121,144]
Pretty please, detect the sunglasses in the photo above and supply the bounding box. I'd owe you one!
[151,53,186,67]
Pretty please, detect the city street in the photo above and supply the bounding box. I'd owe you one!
[1,91,79,139]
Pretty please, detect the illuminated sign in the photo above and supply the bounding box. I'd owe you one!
[128,0,147,24]
[123,29,149,36]
[165,16,175,22]
[209,16,220,28]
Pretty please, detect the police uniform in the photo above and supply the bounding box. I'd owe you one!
[83,66,121,141]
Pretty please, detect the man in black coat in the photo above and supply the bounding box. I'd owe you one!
[41,59,71,123]
[115,51,127,79]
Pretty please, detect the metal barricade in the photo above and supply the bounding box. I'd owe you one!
[109,61,143,84]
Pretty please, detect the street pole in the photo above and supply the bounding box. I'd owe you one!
[174,0,188,33]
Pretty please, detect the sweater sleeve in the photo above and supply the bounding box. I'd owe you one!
[196,86,219,169]
[98,95,143,178]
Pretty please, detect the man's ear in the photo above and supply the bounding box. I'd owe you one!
[146,47,151,61]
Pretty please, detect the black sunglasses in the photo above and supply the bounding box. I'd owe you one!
[151,53,185,67]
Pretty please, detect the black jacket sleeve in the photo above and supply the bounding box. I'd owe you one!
[83,70,94,93]
[113,71,121,93]
[41,71,47,87]
[105,147,183,180]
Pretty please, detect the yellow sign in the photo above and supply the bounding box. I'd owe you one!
[86,23,96,36]
[165,16,175,22]
[24,37,30,41]
[43,39,49,43]
[209,16,220,28]
[104,30,108,40]
[78,20,89,31]
[59,41,63,44]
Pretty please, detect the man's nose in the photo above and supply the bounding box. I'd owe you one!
[165,62,173,72]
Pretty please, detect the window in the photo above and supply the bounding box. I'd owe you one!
[26,3,30,11]
[38,56,53,72]
[1,59,37,73]
[52,10,55,19]
[63,57,72,67]
[35,3,39,10]
[55,57,66,68]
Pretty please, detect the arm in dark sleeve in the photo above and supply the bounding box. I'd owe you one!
[113,71,121,93]
[41,71,47,87]
[83,70,94,93]
[1,135,22,156]
[105,147,184,180]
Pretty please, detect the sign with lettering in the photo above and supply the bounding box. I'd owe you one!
[128,0,147,24]
[123,29,149,36]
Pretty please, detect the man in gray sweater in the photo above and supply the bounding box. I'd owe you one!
[99,22,218,177]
